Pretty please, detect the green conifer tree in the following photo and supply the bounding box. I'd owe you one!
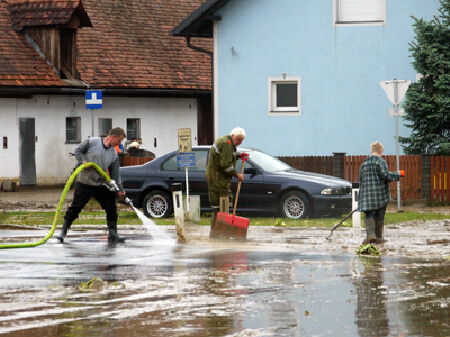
[400,0,450,155]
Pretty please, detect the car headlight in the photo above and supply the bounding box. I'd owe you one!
[321,187,350,195]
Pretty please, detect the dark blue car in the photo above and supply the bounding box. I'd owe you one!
[120,146,352,219]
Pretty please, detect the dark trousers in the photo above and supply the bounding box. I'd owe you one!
[64,182,118,223]
[364,206,386,222]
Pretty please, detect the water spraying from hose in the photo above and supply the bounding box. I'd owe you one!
[132,207,174,243]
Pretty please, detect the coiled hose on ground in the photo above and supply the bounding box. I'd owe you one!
[0,163,110,249]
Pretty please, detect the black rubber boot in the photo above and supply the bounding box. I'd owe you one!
[362,218,376,244]
[375,218,387,244]
[56,219,72,243]
[107,221,126,243]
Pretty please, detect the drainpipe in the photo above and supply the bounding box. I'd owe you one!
[185,36,214,144]
[185,35,213,91]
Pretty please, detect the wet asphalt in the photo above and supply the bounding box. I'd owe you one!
[0,221,449,336]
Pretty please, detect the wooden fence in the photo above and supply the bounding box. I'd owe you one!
[122,156,154,166]
[430,155,450,204]
[278,154,449,204]
[277,156,334,175]
[344,155,422,201]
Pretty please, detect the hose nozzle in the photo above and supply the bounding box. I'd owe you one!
[124,197,134,208]
[105,179,120,192]
[105,180,133,207]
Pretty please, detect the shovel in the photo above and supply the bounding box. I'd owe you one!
[326,209,357,241]
[213,154,250,239]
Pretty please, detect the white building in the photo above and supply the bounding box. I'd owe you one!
[0,0,212,185]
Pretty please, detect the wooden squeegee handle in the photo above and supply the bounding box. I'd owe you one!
[232,160,245,217]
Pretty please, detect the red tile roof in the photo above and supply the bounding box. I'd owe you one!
[0,0,212,91]
[8,0,92,31]
[0,0,66,87]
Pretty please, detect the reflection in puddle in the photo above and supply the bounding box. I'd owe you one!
[0,235,448,336]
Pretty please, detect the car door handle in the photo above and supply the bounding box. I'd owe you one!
[168,176,175,180]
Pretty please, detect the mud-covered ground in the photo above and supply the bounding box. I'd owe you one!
[0,187,449,336]
[0,223,449,336]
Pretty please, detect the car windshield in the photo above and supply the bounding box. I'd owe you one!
[248,150,292,172]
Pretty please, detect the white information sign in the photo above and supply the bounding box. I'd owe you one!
[389,108,405,117]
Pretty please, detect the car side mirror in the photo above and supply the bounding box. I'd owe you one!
[244,167,258,176]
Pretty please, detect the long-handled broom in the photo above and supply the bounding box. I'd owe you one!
[326,209,357,241]
[213,154,250,239]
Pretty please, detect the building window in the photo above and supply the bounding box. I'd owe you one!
[98,118,112,136]
[335,0,385,25]
[127,118,141,140]
[66,117,81,143]
[268,76,301,116]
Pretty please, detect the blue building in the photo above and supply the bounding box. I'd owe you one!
[174,0,440,155]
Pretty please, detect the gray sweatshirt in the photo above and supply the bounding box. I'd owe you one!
[74,137,122,188]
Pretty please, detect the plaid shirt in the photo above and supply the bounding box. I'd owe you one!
[357,155,400,211]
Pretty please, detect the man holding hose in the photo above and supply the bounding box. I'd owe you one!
[206,127,246,238]
[56,127,127,243]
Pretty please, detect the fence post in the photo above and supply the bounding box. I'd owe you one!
[332,152,346,179]
[421,154,431,203]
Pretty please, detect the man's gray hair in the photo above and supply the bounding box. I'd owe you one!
[230,127,246,138]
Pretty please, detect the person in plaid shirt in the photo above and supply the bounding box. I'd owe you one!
[358,142,404,244]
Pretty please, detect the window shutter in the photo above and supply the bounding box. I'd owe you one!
[337,0,384,22]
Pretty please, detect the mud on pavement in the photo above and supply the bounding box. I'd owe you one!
[0,186,449,336]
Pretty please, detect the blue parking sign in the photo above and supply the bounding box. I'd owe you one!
[177,153,195,167]
[85,90,102,109]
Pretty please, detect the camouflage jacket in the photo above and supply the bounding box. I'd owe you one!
[206,135,239,191]
[357,155,400,211]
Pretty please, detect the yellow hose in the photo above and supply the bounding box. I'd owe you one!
[0,163,110,249]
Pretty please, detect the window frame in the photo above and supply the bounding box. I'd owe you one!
[126,118,141,140]
[334,0,386,26]
[268,76,301,116]
[98,118,112,137]
[65,117,81,143]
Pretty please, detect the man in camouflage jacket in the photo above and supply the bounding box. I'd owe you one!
[358,142,404,244]
[206,127,246,237]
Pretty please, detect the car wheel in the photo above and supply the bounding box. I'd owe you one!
[143,190,172,218]
[279,191,309,219]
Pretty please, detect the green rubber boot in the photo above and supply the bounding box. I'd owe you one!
[362,218,376,244]
[107,221,126,243]
[375,218,387,244]
[56,219,72,243]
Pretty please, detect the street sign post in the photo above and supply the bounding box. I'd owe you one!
[177,128,194,220]
[85,90,103,137]
[380,79,411,211]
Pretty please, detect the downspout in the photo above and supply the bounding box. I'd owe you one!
[185,36,214,143]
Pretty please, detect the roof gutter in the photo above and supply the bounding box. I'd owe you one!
[0,87,211,98]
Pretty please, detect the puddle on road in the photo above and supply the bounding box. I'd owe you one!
[0,232,448,337]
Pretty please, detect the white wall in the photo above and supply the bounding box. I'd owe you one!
[0,95,198,185]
